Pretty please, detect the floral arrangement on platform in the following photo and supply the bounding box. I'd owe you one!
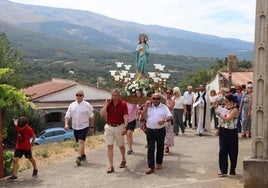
[122,79,154,97]
[109,61,170,104]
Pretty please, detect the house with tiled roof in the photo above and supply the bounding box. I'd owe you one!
[207,71,253,92]
[22,78,111,128]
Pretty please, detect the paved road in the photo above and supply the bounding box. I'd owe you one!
[0,128,251,188]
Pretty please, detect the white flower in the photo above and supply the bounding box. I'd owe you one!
[123,79,153,97]
[126,91,131,96]
[142,90,147,96]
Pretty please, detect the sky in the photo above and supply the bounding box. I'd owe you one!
[9,0,256,42]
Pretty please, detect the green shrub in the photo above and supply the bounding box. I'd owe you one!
[4,151,14,176]
[94,110,106,132]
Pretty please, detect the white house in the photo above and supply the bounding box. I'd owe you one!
[22,78,111,128]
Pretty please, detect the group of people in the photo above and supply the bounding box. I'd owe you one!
[7,82,253,179]
[6,32,252,179]
[209,82,253,138]
[7,33,150,180]
[98,84,216,174]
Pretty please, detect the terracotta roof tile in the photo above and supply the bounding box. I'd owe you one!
[22,78,75,99]
[220,71,253,86]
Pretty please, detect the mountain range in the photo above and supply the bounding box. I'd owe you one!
[0,0,254,60]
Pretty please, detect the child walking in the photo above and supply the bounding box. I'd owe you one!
[7,116,38,180]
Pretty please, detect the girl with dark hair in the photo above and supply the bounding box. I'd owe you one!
[216,94,239,177]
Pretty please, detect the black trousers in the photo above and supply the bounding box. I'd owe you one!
[219,127,238,174]
[184,104,192,128]
[146,127,166,169]
[210,106,219,129]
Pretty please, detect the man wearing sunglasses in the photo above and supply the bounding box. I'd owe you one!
[65,90,94,165]
[141,93,173,174]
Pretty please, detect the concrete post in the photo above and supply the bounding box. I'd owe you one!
[243,0,268,187]
[227,54,236,89]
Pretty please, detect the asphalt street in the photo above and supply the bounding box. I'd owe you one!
[0,127,251,188]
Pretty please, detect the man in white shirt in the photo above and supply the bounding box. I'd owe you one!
[65,90,94,165]
[183,86,194,128]
[141,93,172,174]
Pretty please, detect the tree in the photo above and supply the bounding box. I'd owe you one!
[179,69,212,92]
[0,33,24,88]
[0,33,30,178]
[178,57,253,94]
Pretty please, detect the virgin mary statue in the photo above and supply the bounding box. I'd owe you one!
[135,33,149,79]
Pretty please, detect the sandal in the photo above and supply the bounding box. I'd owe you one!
[119,161,126,168]
[107,167,114,173]
[165,147,169,153]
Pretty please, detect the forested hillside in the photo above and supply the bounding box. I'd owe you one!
[22,50,217,89]
[0,0,254,59]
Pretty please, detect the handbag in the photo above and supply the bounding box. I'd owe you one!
[215,127,220,136]
[140,122,147,133]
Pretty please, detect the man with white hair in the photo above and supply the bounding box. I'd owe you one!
[183,86,194,128]
[65,90,95,165]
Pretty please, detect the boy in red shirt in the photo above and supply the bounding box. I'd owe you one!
[7,116,38,180]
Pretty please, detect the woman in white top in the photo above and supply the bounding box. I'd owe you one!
[172,87,186,135]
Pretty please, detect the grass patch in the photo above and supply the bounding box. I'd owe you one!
[18,134,104,171]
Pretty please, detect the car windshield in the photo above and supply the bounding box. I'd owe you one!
[38,130,47,137]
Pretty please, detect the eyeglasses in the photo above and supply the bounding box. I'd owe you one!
[166,92,172,94]
[152,98,160,100]
[247,87,253,89]
[76,94,83,97]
